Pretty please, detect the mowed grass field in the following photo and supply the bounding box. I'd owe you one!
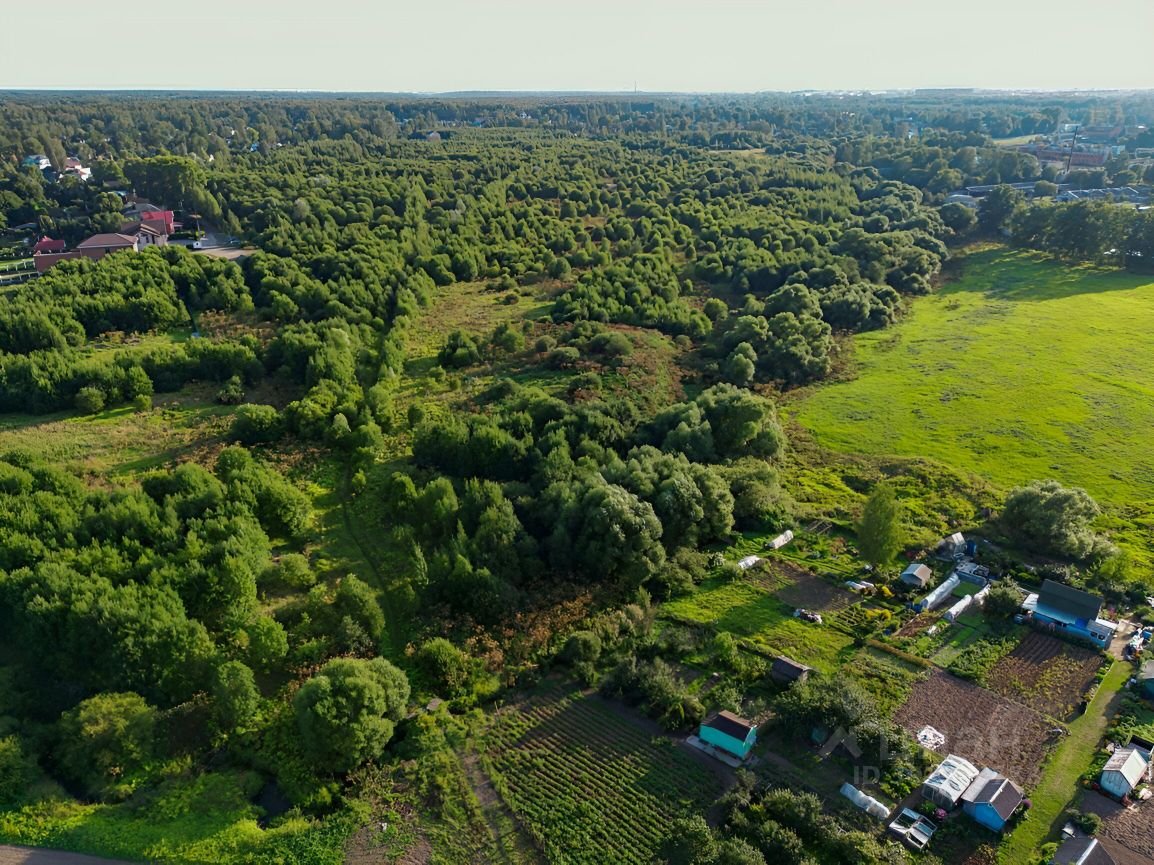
[794,247,1154,519]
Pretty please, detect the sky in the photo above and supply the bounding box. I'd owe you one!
[2,0,1152,93]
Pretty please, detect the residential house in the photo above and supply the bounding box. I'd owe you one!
[901,563,933,589]
[62,157,92,182]
[960,768,1025,831]
[22,155,51,170]
[1051,836,1115,865]
[698,711,757,760]
[136,209,176,235]
[34,217,171,275]
[75,232,141,258]
[1099,746,1149,799]
[922,754,980,809]
[32,237,66,255]
[123,220,168,248]
[1023,580,1117,648]
[770,655,812,687]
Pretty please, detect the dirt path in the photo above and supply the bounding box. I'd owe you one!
[0,848,137,865]
[460,749,544,865]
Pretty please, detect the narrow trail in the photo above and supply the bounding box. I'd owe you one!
[337,461,409,658]
[460,748,545,865]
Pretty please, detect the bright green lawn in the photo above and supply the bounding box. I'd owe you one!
[0,771,356,865]
[663,577,855,673]
[793,248,1154,551]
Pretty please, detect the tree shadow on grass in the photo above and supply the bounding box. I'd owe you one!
[940,248,1153,303]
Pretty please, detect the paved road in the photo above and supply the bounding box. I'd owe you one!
[0,846,136,865]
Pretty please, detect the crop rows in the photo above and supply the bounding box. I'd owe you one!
[481,688,718,864]
[986,631,1104,719]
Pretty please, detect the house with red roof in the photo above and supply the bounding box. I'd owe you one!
[32,236,67,255]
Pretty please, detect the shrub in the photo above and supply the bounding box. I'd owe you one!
[75,386,105,414]
[713,632,741,671]
[415,638,473,697]
[232,403,282,444]
[0,735,34,808]
[546,346,581,369]
[562,631,603,666]
[57,691,157,799]
[1067,809,1101,835]
[276,553,316,588]
[217,375,246,405]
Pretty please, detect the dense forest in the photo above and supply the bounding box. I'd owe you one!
[0,90,1152,865]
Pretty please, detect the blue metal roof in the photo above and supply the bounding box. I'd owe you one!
[1033,603,1078,627]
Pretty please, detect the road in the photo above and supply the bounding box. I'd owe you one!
[0,847,136,865]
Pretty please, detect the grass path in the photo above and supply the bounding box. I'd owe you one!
[999,660,1130,863]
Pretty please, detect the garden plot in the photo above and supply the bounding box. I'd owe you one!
[764,561,859,613]
[1081,790,1154,864]
[985,632,1104,720]
[894,670,1058,787]
[480,686,720,865]
[662,577,856,673]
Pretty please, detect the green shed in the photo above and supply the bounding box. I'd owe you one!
[1141,660,1154,698]
[699,711,757,760]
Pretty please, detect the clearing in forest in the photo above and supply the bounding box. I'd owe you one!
[479,685,721,865]
[661,575,856,673]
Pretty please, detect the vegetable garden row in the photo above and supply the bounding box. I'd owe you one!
[480,686,720,864]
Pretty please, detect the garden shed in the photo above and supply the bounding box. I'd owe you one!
[900,563,932,589]
[1099,746,1149,799]
[960,768,1024,831]
[1051,835,1115,865]
[770,655,812,687]
[699,711,757,760]
[940,532,966,558]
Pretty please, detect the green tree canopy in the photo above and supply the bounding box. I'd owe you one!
[57,692,157,799]
[293,657,410,774]
[857,481,904,566]
[1001,480,1106,560]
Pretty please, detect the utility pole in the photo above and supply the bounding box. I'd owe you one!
[1065,125,1079,176]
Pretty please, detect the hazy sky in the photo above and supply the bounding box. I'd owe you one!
[2,0,1152,92]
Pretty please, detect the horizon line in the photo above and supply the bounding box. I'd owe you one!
[3,86,1154,97]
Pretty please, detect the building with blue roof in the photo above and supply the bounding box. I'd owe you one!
[1023,580,1117,648]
